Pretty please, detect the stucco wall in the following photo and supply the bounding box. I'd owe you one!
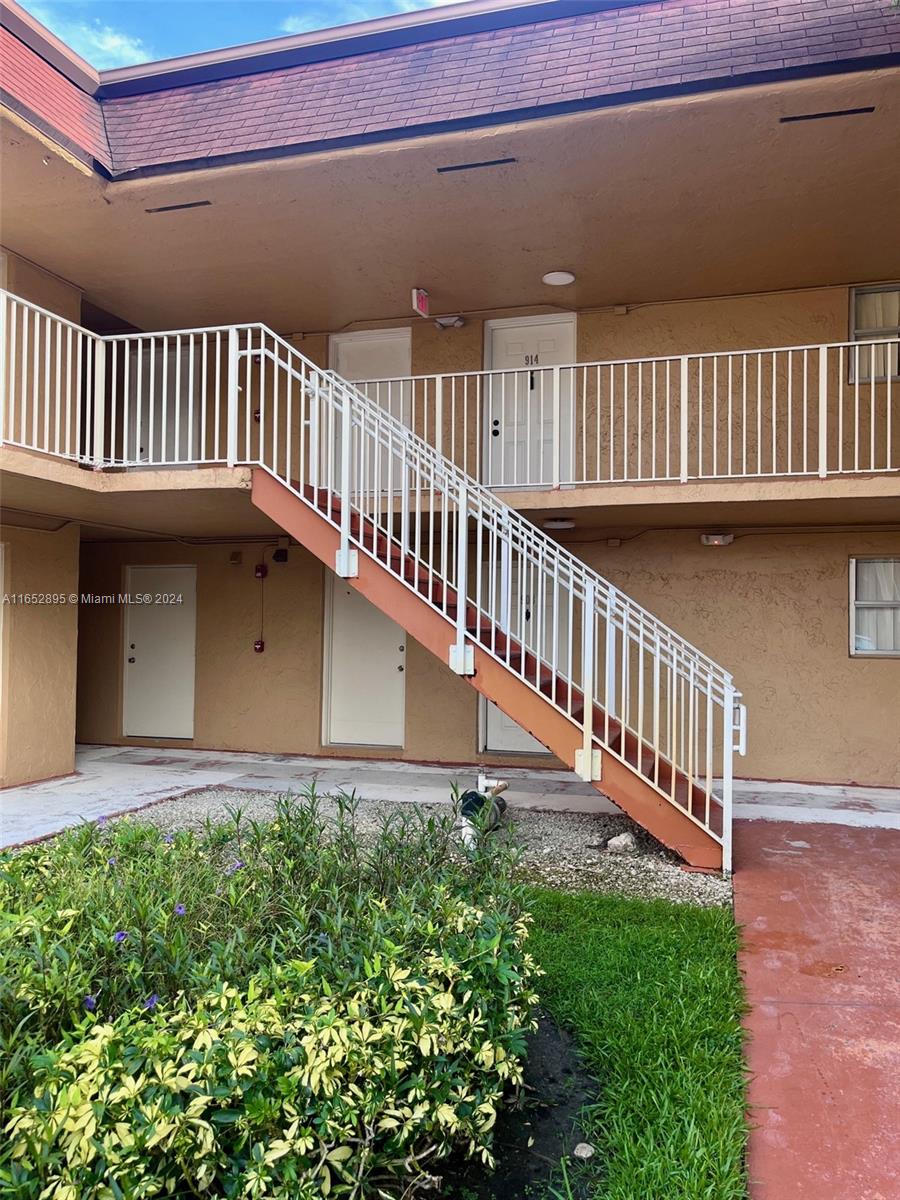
[2,248,82,320]
[76,540,486,766]
[75,529,900,787]
[575,528,900,787]
[0,523,81,787]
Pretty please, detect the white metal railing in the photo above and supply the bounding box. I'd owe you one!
[0,290,748,870]
[356,339,899,487]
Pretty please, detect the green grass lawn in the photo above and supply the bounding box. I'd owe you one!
[526,888,747,1200]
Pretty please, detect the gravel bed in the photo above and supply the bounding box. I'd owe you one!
[124,785,732,908]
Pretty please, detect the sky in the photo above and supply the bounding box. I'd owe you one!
[19,0,469,68]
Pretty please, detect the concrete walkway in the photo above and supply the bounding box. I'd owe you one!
[3,745,898,848]
[734,821,900,1200]
[1,743,616,846]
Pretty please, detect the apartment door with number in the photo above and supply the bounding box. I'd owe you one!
[483,316,576,486]
[325,577,406,747]
[123,565,197,738]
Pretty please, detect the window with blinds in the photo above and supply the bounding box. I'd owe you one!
[852,287,900,381]
[850,557,900,657]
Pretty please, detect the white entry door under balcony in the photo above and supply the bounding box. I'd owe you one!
[122,565,197,738]
[325,577,406,747]
[482,559,571,755]
[483,315,576,487]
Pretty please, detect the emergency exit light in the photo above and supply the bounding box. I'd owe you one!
[411,288,430,318]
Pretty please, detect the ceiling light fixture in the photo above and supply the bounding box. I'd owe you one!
[542,270,576,286]
[700,532,734,547]
[543,518,575,531]
[434,315,465,330]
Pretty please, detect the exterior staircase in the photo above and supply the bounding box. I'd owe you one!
[0,294,746,873]
[242,333,746,874]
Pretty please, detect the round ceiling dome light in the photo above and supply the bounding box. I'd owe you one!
[542,270,576,286]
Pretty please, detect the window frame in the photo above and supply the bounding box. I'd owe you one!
[849,285,900,383]
[849,556,900,659]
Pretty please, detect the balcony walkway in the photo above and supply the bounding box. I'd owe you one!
[734,821,900,1200]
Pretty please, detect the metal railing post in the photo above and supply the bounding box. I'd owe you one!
[335,382,358,578]
[578,580,597,781]
[449,480,474,674]
[720,685,737,875]
[605,587,618,720]
[92,338,106,467]
[552,365,561,488]
[679,355,689,482]
[226,328,239,468]
[818,344,828,478]
[434,375,443,458]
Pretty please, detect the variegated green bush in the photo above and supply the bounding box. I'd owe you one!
[0,792,539,1197]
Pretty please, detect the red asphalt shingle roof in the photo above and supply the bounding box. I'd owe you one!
[0,25,110,168]
[3,0,899,177]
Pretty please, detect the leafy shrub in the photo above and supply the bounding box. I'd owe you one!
[0,792,539,1197]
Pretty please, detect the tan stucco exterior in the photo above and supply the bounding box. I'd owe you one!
[74,525,900,788]
[75,538,490,768]
[0,521,80,787]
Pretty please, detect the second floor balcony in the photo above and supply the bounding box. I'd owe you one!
[2,291,898,508]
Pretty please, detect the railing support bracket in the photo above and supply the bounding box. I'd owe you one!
[335,548,358,579]
[449,643,475,675]
[575,748,602,782]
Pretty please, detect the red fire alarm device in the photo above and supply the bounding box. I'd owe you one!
[411,288,430,318]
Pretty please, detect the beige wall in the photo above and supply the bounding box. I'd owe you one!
[0,522,80,787]
[2,247,81,320]
[75,528,900,787]
[575,528,900,787]
[76,539,491,767]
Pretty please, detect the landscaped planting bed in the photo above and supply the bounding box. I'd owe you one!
[0,794,540,1198]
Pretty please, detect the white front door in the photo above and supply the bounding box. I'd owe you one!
[325,577,406,746]
[125,345,199,464]
[123,566,197,738]
[483,316,576,486]
[483,560,571,754]
[329,329,413,490]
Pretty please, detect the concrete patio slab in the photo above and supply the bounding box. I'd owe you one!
[734,821,900,1200]
[0,744,615,847]
[2,746,898,848]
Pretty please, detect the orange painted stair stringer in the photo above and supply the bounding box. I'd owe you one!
[251,470,722,870]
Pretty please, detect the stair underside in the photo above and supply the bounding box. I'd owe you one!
[252,470,723,869]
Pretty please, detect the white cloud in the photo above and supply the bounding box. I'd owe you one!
[27,3,152,68]
[280,0,468,36]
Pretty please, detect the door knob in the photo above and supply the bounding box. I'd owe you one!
[128,656,136,663]
[398,665,404,672]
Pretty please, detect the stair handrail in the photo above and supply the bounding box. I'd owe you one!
[254,329,740,700]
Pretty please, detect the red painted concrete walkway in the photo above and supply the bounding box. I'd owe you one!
[734,821,900,1200]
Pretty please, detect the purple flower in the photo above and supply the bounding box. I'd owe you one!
[113,930,128,944]
[96,816,108,827]
[224,860,244,876]
[107,857,117,867]
[173,903,186,917]
[163,834,174,845]
[84,994,97,1012]
[144,993,159,1011]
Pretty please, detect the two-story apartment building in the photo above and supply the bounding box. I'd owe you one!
[1,0,898,871]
